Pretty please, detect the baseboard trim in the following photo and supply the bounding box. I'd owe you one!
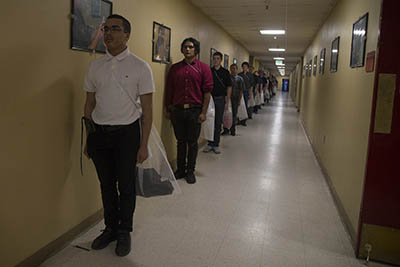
[299,119,358,249]
[14,209,103,267]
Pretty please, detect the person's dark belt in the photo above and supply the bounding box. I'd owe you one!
[94,123,129,133]
[174,103,202,109]
[212,95,225,99]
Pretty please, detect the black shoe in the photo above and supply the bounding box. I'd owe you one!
[91,228,117,250]
[186,172,196,184]
[174,169,186,180]
[221,129,229,136]
[115,231,131,257]
[230,131,236,136]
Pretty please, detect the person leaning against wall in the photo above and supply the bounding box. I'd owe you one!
[238,61,254,125]
[204,51,232,154]
[165,37,213,184]
[225,63,244,136]
[83,14,155,257]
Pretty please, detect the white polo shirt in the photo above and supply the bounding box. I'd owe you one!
[84,48,155,125]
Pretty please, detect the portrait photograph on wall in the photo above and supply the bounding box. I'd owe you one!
[313,55,318,76]
[319,48,326,75]
[152,22,171,64]
[70,0,112,53]
[210,48,217,66]
[233,58,237,64]
[330,36,340,72]
[224,54,229,69]
[350,13,368,68]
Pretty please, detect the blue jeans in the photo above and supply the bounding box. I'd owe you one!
[209,96,225,147]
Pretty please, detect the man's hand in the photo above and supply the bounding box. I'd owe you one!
[198,113,206,123]
[137,145,149,164]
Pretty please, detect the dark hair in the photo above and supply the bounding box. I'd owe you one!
[241,62,249,67]
[213,51,223,59]
[181,37,200,55]
[107,14,131,34]
[230,63,238,68]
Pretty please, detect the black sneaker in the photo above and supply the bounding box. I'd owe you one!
[115,231,131,257]
[186,172,196,184]
[174,169,186,180]
[221,129,229,136]
[230,131,236,136]
[91,228,117,250]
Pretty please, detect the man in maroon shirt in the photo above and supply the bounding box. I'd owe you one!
[165,37,213,184]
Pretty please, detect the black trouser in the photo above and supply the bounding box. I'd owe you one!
[209,96,225,147]
[224,96,239,134]
[87,120,140,232]
[171,107,202,173]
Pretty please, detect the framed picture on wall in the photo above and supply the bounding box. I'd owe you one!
[308,59,312,77]
[70,0,113,53]
[210,48,217,66]
[233,58,238,64]
[313,55,318,76]
[350,13,368,68]
[319,48,326,75]
[152,22,171,64]
[330,36,340,72]
[196,41,200,60]
[224,54,229,69]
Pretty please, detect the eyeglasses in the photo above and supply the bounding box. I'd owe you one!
[183,45,195,49]
[102,25,123,33]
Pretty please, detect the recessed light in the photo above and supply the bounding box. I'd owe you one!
[273,57,285,60]
[260,30,286,35]
[269,48,286,52]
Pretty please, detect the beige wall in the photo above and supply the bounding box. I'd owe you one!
[300,0,381,239]
[0,1,249,266]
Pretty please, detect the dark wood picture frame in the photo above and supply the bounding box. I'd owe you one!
[224,54,229,69]
[350,13,369,68]
[319,48,326,75]
[70,0,113,53]
[330,36,340,72]
[313,55,318,76]
[152,22,171,64]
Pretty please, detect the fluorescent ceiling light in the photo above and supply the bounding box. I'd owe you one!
[269,48,286,52]
[260,30,286,35]
[274,57,285,60]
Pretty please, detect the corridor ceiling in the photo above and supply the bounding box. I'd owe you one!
[190,0,339,75]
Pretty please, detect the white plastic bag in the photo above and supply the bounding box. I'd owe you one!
[237,96,248,120]
[223,102,232,129]
[248,95,256,108]
[200,97,215,141]
[255,92,261,105]
[136,125,181,198]
[260,90,265,104]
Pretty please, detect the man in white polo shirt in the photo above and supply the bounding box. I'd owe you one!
[83,14,154,257]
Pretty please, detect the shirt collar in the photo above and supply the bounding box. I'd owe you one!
[181,58,198,65]
[105,48,130,61]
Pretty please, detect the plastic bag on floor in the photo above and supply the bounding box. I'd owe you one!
[223,102,232,129]
[237,96,248,120]
[136,125,181,198]
[200,97,215,141]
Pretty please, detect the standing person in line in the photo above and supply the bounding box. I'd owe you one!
[223,63,244,136]
[238,62,254,125]
[83,14,154,257]
[165,37,213,184]
[204,52,232,153]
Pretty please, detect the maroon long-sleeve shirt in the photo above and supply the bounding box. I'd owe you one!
[166,59,213,109]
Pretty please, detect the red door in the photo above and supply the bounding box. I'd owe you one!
[357,0,400,264]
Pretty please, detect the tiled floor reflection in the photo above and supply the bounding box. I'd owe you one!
[40,93,390,267]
